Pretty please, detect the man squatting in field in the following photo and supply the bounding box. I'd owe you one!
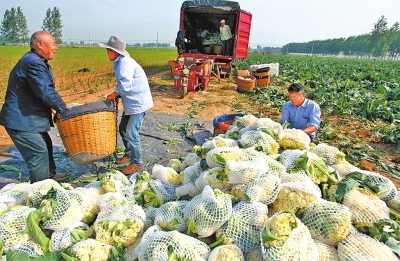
[0,31,70,183]
[280,83,321,142]
[101,36,154,175]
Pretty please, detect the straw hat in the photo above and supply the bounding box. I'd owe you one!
[99,36,130,57]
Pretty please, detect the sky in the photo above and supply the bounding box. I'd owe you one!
[1,0,399,47]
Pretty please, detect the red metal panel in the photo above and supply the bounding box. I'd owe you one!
[234,10,252,59]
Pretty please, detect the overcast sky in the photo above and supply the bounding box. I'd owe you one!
[1,0,399,47]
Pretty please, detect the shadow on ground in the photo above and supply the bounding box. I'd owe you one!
[0,111,213,189]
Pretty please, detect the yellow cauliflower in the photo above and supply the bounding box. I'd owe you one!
[272,183,319,213]
[278,128,310,150]
[262,211,297,248]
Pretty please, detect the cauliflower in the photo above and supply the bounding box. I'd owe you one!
[100,170,131,193]
[151,164,181,186]
[167,158,182,172]
[204,167,232,190]
[234,114,258,127]
[310,143,348,165]
[75,185,105,224]
[251,118,284,140]
[301,199,351,245]
[180,153,201,171]
[278,128,311,150]
[330,163,360,178]
[208,244,244,261]
[244,248,264,261]
[72,238,114,261]
[0,202,7,215]
[154,201,188,232]
[206,146,243,169]
[239,130,279,155]
[264,156,287,177]
[313,239,339,261]
[0,182,28,208]
[262,211,297,248]
[272,182,320,213]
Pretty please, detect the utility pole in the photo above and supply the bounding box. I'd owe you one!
[311,40,314,55]
[286,43,289,54]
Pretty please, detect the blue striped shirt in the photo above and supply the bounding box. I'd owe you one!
[113,55,153,115]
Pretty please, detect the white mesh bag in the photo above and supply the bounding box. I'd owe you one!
[123,235,142,261]
[143,206,158,231]
[100,170,131,193]
[279,149,305,171]
[10,240,44,257]
[330,163,360,177]
[176,183,200,198]
[233,114,258,128]
[96,192,127,212]
[301,199,352,245]
[50,221,92,251]
[136,230,210,261]
[225,125,241,140]
[232,173,281,205]
[74,184,105,224]
[337,229,399,261]
[239,146,267,162]
[361,170,398,202]
[278,128,311,150]
[194,171,211,191]
[0,182,28,208]
[212,136,238,148]
[183,185,233,238]
[127,171,151,194]
[42,187,87,231]
[0,202,7,215]
[261,211,319,261]
[280,172,312,184]
[264,156,287,177]
[148,179,177,205]
[313,239,339,261]
[251,118,284,140]
[25,179,61,207]
[0,206,34,252]
[72,238,114,261]
[204,167,232,190]
[272,181,321,213]
[180,153,201,171]
[151,164,181,186]
[215,201,268,254]
[206,146,242,168]
[310,143,348,165]
[239,130,279,155]
[226,158,268,184]
[180,161,203,185]
[208,244,244,261]
[342,188,389,227]
[154,200,188,232]
[244,247,263,261]
[94,201,145,247]
[167,158,181,172]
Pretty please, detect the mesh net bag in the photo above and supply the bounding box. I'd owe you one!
[151,164,181,186]
[387,192,400,212]
[244,247,264,261]
[154,200,188,232]
[278,128,311,150]
[94,201,145,247]
[264,156,287,177]
[204,167,232,190]
[251,118,284,140]
[176,183,200,198]
[279,149,306,171]
[261,211,319,261]
[25,179,61,207]
[183,185,233,238]
[233,114,258,128]
[225,125,241,140]
[208,244,244,261]
[301,199,352,245]
[0,202,7,215]
[143,206,158,231]
[180,161,203,185]
[342,188,389,227]
[310,143,348,165]
[195,171,211,191]
[148,179,177,205]
[337,229,399,261]
[232,173,281,205]
[180,153,202,171]
[100,170,131,193]
[238,126,253,139]
[96,192,127,212]
[0,182,28,208]
[127,171,151,195]
[167,158,181,173]
[123,235,142,261]
[0,206,34,252]
[272,182,321,213]
[212,136,238,148]
[280,172,312,184]
[239,146,267,162]
[74,184,105,224]
[215,201,268,254]
[330,163,360,177]
[239,130,279,155]
[72,238,114,261]
[50,221,91,251]
[42,188,87,231]
[206,146,242,169]
[137,230,210,261]
[226,158,269,184]
[360,170,398,202]
[313,239,339,261]
[10,240,44,257]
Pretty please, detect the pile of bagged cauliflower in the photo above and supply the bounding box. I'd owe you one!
[1,114,400,261]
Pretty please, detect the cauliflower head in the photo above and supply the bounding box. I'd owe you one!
[272,184,319,213]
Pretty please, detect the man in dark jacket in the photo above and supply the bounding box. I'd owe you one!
[0,31,69,183]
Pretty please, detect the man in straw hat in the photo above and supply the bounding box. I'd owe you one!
[0,31,69,183]
[100,36,153,175]
[220,19,233,56]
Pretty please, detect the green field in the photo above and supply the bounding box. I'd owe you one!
[0,46,177,100]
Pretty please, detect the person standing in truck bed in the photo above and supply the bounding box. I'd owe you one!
[220,19,233,56]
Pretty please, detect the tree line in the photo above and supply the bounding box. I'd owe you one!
[0,7,63,44]
[281,16,400,58]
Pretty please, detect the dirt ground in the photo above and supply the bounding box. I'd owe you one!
[1,70,399,186]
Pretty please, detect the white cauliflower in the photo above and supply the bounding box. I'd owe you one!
[208,244,244,261]
[72,238,114,261]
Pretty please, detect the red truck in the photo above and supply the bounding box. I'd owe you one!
[169,0,252,98]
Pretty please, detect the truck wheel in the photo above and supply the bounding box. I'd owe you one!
[180,86,187,99]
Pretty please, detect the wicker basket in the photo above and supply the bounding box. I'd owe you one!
[237,76,256,92]
[254,70,271,87]
[55,101,116,165]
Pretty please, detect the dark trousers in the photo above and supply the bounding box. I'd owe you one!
[5,128,56,183]
[221,38,232,56]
